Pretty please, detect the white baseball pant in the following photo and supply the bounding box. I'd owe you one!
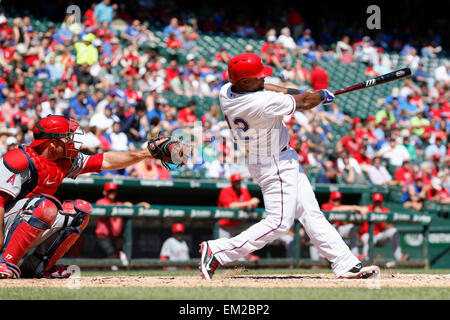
[208,149,360,277]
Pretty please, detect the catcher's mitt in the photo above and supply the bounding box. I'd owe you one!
[147,137,189,169]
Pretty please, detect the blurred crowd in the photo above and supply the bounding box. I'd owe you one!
[0,1,449,210]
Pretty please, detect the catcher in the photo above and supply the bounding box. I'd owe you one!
[0,115,188,279]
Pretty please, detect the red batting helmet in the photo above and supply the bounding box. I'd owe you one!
[372,193,384,202]
[330,191,342,201]
[30,115,80,159]
[228,53,273,85]
[172,223,185,233]
[104,182,118,192]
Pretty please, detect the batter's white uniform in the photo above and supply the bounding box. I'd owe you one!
[207,83,360,277]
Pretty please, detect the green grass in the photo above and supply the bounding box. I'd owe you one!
[1,287,449,300]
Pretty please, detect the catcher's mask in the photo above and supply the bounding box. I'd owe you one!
[30,115,83,160]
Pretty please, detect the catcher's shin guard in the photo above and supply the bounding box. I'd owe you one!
[20,200,91,278]
[1,196,61,271]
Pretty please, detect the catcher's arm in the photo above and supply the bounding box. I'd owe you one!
[102,149,150,171]
[101,137,189,171]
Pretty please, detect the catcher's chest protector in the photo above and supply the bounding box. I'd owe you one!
[23,146,71,197]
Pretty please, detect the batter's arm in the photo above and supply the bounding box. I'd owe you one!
[263,83,333,111]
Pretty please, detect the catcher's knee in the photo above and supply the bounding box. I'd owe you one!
[20,199,91,278]
[29,197,62,228]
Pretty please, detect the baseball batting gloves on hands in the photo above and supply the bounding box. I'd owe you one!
[319,89,335,105]
[147,137,191,169]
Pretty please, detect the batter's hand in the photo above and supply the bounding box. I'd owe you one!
[320,89,335,105]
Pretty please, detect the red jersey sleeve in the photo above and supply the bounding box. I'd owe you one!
[321,203,335,211]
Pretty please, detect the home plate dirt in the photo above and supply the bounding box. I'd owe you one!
[2,272,450,288]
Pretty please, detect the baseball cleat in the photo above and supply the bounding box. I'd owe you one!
[199,241,220,280]
[0,262,20,279]
[339,263,380,279]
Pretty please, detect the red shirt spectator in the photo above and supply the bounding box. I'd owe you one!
[394,161,413,183]
[177,102,197,125]
[309,62,329,91]
[339,129,360,156]
[165,61,179,82]
[166,37,183,49]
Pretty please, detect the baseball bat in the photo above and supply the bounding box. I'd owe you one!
[333,67,411,96]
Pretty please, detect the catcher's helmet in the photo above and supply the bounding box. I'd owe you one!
[30,115,80,159]
[172,223,185,233]
[228,53,273,85]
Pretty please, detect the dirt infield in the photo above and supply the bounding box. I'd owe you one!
[2,270,450,288]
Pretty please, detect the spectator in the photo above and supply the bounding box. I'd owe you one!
[260,36,282,68]
[394,160,413,184]
[74,33,99,66]
[178,100,197,126]
[316,160,338,184]
[34,60,51,79]
[427,177,450,203]
[94,0,116,24]
[69,91,95,118]
[368,155,392,185]
[297,28,315,52]
[410,111,430,138]
[376,136,411,167]
[308,61,329,91]
[359,193,409,262]
[131,158,163,179]
[89,105,118,132]
[215,46,232,64]
[166,32,183,49]
[123,102,147,142]
[0,92,19,124]
[160,223,191,269]
[163,17,181,39]
[293,59,308,83]
[400,174,427,211]
[425,137,447,160]
[106,121,129,151]
[434,62,450,86]
[32,80,49,106]
[340,153,366,184]
[277,27,296,50]
[217,173,260,261]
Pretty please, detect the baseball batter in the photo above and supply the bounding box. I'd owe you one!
[200,53,380,279]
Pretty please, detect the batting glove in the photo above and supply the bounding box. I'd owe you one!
[319,89,335,105]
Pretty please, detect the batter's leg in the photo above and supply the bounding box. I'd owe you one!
[207,159,299,265]
[294,172,360,278]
